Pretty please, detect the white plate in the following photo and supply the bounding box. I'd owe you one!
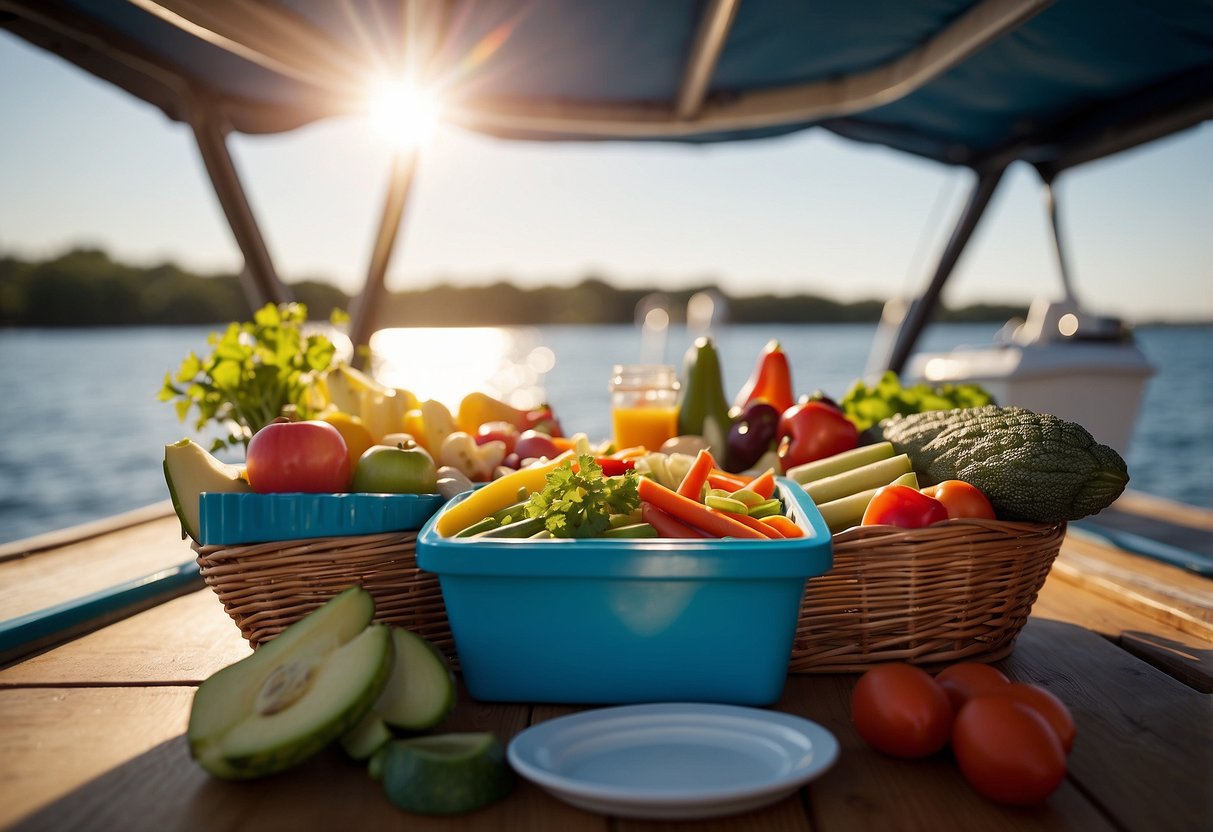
[506,702,839,820]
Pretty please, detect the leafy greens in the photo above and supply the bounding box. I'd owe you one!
[158,302,345,452]
[840,371,994,432]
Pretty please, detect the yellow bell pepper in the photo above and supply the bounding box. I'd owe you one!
[434,452,572,537]
[457,391,530,434]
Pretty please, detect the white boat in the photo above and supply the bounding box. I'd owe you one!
[905,297,1154,454]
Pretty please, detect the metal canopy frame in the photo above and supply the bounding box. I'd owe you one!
[3,0,1210,371]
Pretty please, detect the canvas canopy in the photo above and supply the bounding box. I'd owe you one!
[4,0,1211,365]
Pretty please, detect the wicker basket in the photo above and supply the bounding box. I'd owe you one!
[194,531,456,663]
[788,518,1065,674]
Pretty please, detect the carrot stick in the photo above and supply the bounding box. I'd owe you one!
[707,469,752,491]
[637,477,766,540]
[676,448,716,500]
[762,514,805,538]
[724,511,783,538]
[641,502,711,538]
[747,468,777,500]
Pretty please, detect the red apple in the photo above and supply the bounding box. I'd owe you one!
[513,429,561,463]
[245,419,351,493]
[475,420,518,455]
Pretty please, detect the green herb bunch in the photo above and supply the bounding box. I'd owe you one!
[158,302,345,452]
[525,455,641,538]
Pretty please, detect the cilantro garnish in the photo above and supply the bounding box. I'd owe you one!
[525,455,640,538]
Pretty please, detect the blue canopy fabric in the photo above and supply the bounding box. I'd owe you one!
[4,0,1211,174]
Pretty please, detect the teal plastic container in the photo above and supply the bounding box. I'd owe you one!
[416,478,832,705]
[198,492,443,545]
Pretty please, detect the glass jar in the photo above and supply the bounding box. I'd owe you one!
[609,364,680,451]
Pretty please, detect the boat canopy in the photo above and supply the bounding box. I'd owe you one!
[4,0,1212,365]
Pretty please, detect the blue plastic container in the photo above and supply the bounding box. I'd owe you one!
[416,478,832,706]
[198,492,444,545]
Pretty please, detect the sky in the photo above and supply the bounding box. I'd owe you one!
[2,30,1211,323]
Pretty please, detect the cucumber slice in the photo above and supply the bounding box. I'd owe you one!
[187,587,392,779]
[787,441,895,485]
[376,628,457,732]
[341,710,394,761]
[380,733,513,815]
[801,453,913,505]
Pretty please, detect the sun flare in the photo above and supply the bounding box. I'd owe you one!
[368,76,441,148]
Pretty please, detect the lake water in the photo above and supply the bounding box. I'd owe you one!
[1,323,1209,545]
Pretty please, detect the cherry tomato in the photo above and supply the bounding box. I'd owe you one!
[935,663,1010,714]
[997,682,1076,754]
[851,663,953,758]
[776,400,859,470]
[862,484,949,528]
[920,480,997,520]
[246,419,350,493]
[952,696,1068,806]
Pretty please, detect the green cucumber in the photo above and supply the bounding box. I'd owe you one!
[454,516,499,537]
[475,516,546,538]
[187,587,392,780]
[801,453,913,505]
[705,494,748,514]
[602,522,658,538]
[817,471,920,533]
[787,441,895,485]
[380,732,514,815]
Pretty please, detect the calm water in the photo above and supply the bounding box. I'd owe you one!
[1,323,1209,545]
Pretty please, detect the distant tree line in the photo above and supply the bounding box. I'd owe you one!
[0,248,1028,327]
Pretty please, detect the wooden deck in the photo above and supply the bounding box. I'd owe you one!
[1,492,1210,831]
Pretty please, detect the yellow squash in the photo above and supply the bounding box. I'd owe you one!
[434,452,572,537]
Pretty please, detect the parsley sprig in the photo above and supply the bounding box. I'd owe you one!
[525,455,641,538]
[158,302,345,452]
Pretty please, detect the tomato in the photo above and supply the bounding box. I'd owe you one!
[935,663,1010,714]
[920,480,996,520]
[997,683,1076,754]
[851,663,953,758]
[776,400,859,470]
[245,419,350,493]
[952,696,1068,806]
[862,484,949,528]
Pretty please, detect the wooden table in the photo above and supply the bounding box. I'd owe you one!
[2,496,1211,831]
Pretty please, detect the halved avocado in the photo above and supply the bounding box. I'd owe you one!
[187,586,392,779]
[380,733,513,815]
[163,437,250,543]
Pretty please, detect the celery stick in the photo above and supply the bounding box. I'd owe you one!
[817,471,920,533]
[802,454,913,505]
[787,442,895,485]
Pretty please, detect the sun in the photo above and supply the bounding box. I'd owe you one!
[368,76,441,149]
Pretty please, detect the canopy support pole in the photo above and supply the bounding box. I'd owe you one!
[1041,173,1079,306]
[883,163,1008,375]
[188,103,291,310]
[348,148,420,367]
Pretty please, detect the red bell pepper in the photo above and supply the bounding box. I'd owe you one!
[733,339,795,415]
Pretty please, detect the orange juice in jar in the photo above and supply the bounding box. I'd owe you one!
[610,364,680,451]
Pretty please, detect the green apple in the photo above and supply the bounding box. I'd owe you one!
[352,443,438,494]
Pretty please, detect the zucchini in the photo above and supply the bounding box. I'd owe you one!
[877,405,1128,522]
